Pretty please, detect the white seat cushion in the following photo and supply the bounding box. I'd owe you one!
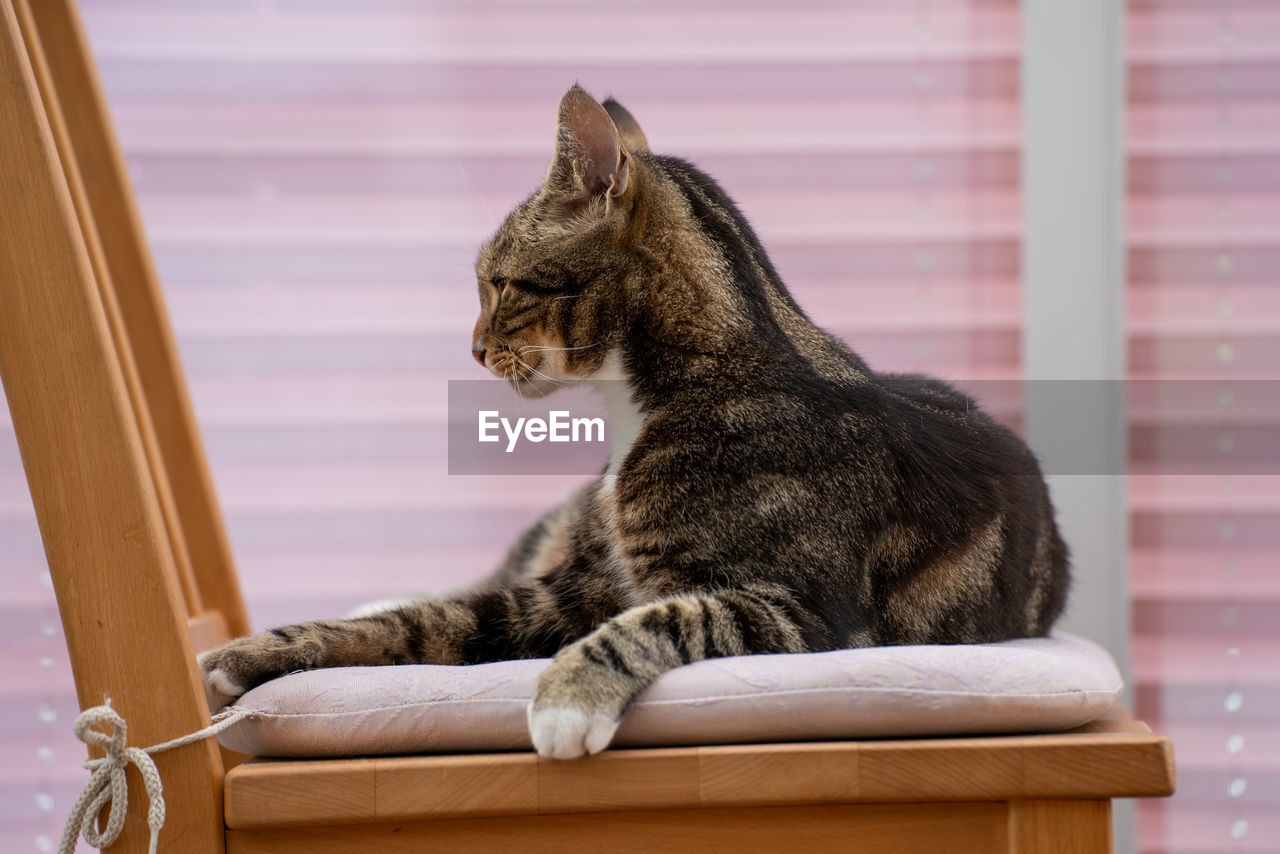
[216,632,1122,757]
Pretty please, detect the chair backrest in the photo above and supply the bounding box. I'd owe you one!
[0,1,242,850]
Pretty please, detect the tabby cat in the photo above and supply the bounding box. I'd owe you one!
[200,86,1069,759]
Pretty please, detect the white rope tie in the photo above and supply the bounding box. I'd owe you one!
[58,700,249,854]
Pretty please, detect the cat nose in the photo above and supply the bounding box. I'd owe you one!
[472,346,486,366]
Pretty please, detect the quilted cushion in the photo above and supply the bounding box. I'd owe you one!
[215,632,1121,757]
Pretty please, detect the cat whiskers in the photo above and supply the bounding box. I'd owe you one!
[516,342,601,357]
[491,345,569,393]
[485,348,522,398]
[511,355,571,388]
[496,354,529,400]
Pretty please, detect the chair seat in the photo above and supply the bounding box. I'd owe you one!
[222,712,1174,853]
[218,633,1157,854]
[216,632,1122,758]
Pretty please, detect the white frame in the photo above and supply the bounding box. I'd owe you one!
[1022,0,1131,850]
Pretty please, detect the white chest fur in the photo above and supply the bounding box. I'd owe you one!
[591,350,647,493]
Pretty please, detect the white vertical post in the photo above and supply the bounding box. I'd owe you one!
[1022,0,1131,848]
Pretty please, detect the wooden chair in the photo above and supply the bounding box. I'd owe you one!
[0,1,1174,851]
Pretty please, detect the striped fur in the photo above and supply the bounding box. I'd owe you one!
[201,87,1070,758]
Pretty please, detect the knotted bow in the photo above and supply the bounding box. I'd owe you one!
[58,700,248,854]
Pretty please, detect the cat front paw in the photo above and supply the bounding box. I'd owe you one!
[527,701,619,760]
[528,641,632,759]
[197,649,246,710]
[197,630,323,711]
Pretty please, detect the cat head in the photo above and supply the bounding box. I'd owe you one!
[470,86,651,397]
[472,86,800,399]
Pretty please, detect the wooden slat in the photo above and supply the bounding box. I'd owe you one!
[11,0,204,618]
[226,802,1010,854]
[697,742,861,806]
[376,754,540,821]
[0,1,225,852]
[223,759,379,829]
[25,0,250,638]
[538,748,703,812]
[224,714,1175,830]
[1008,800,1111,854]
[188,610,231,653]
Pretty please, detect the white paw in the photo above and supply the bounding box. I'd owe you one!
[527,702,619,760]
[197,650,245,711]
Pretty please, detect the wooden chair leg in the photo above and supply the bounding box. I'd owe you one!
[1008,800,1112,854]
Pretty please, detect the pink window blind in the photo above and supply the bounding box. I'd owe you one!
[1129,1,1280,851]
[0,2,1020,849]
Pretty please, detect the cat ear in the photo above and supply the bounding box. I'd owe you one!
[602,98,649,154]
[549,86,629,199]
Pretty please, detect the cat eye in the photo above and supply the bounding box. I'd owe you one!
[489,273,572,295]
[508,277,572,294]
